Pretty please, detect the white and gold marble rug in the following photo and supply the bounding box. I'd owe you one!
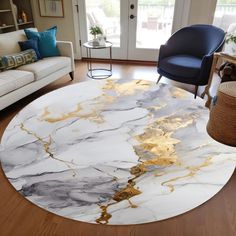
[1,79,235,225]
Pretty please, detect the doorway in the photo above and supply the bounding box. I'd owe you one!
[78,0,190,61]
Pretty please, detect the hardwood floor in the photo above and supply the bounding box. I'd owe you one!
[0,61,235,236]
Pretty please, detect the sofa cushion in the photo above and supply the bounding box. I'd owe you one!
[2,49,38,70]
[0,70,34,97]
[16,56,71,80]
[24,26,60,58]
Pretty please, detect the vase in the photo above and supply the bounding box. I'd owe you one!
[97,35,105,46]
[225,42,236,56]
[92,36,99,46]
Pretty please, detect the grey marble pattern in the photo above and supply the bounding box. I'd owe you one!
[0,79,235,225]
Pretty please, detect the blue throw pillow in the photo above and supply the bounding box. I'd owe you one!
[24,26,60,58]
[18,39,41,60]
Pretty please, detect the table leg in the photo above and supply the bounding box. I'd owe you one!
[109,46,112,72]
[86,48,90,71]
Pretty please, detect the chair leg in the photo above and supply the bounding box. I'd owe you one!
[69,72,74,81]
[156,75,162,84]
[194,85,198,99]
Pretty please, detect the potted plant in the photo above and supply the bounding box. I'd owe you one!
[90,25,103,46]
[225,33,236,56]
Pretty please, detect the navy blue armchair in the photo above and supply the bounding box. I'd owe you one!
[157,24,225,98]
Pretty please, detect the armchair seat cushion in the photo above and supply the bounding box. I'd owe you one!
[159,55,202,78]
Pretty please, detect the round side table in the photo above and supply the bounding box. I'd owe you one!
[83,41,112,79]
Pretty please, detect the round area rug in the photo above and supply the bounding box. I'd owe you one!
[0,79,235,225]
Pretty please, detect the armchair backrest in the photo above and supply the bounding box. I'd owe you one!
[166,24,225,58]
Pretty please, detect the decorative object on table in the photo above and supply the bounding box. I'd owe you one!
[201,52,236,108]
[39,0,64,18]
[218,62,236,83]
[97,35,106,46]
[207,81,236,146]
[89,25,103,46]
[225,33,236,56]
[1,79,235,225]
[21,10,28,23]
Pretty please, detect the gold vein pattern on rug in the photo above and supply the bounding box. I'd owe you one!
[0,79,235,225]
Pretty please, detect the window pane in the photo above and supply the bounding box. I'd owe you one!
[85,0,120,47]
[213,0,236,31]
[136,0,175,49]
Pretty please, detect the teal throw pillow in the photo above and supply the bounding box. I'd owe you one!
[24,26,60,58]
[2,49,38,70]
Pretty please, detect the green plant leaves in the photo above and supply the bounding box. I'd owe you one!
[89,26,103,36]
[226,33,236,44]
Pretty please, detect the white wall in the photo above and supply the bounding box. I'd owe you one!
[31,0,81,59]
[188,0,217,25]
[172,0,218,33]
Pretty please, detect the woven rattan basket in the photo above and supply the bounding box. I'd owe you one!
[207,81,236,146]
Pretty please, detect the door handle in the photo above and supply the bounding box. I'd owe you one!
[130,14,136,19]
[75,4,79,13]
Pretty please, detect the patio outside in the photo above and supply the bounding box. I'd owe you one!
[85,0,236,49]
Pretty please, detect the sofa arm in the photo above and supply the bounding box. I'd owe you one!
[57,41,75,71]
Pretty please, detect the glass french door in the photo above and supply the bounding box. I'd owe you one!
[128,0,176,60]
[213,0,236,31]
[78,0,189,61]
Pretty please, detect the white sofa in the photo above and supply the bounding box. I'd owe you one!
[0,29,75,110]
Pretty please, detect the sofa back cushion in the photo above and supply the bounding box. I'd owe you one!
[0,29,38,57]
[0,30,27,57]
